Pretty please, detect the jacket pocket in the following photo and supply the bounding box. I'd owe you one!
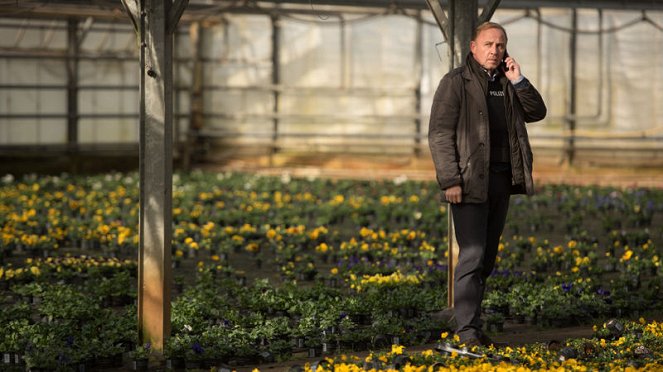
[459,144,483,192]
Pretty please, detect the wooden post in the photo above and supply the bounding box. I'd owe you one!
[447,206,458,307]
[121,0,188,353]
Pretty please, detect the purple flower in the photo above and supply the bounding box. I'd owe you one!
[561,283,573,293]
[596,288,611,296]
[192,342,204,354]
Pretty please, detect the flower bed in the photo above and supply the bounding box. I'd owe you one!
[309,319,663,371]
[1,171,662,369]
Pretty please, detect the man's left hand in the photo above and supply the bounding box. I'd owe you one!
[503,56,522,82]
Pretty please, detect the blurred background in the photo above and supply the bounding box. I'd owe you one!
[0,0,662,178]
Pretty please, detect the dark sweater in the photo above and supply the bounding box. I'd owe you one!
[487,78,510,164]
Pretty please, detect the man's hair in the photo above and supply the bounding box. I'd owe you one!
[472,22,508,42]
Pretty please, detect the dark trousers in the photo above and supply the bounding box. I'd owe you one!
[451,166,512,342]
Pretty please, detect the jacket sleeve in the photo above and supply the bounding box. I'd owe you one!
[513,78,547,123]
[428,73,463,190]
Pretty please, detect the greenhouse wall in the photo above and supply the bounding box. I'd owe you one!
[0,7,662,165]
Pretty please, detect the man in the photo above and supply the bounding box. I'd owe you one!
[428,22,546,346]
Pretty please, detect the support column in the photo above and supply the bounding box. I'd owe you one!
[271,14,281,160]
[450,0,477,68]
[122,0,188,353]
[414,11,423,156]
[565,9,577,165]
[66,18,79,154]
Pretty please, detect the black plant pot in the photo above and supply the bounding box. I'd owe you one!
[185,359,202,370]
[293,337,305,349]
[94,354,123,368]
[132,358,148,371]
[166,357,185,370]
[307,347,322,358]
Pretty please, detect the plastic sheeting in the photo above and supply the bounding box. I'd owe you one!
[0,8,661,148]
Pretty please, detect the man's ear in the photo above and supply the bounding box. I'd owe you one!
[469,40,476,54]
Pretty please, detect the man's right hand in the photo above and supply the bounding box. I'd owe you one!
[445,185,463,204]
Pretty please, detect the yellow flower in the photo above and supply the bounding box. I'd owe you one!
[0,267,4,280]
[621,249,633,261]
[440,332,449,339]
[391,344,404,355]
[30,266,41,276]
[245,242,259,253]
[330,267,339,275]
[421,349,433,357]
[316,243,329,253]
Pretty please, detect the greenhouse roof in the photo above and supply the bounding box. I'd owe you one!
[2,0,663,21]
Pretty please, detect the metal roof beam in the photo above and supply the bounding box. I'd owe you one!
[270,0,663,10]
[3,0,663,21]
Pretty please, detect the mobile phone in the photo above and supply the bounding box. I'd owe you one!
[500,50,509,72]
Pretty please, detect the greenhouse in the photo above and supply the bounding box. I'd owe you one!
[1,0,663,371]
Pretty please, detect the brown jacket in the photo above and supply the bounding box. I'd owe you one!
[428,54,547,203]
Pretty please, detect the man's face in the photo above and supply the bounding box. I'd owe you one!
[470,27,507,71]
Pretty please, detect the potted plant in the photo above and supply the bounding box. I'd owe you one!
[130,342,151,371]
[164,334,188,370]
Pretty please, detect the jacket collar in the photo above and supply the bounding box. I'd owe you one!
[462,53,506,84]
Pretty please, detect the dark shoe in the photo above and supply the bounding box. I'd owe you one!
[479,333,494,346]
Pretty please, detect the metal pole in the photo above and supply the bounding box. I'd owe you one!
[565,9,577,165]
[66,18,79,156]
[414,11,423,156]
[271,14,281,161]
[448,0,455,70]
